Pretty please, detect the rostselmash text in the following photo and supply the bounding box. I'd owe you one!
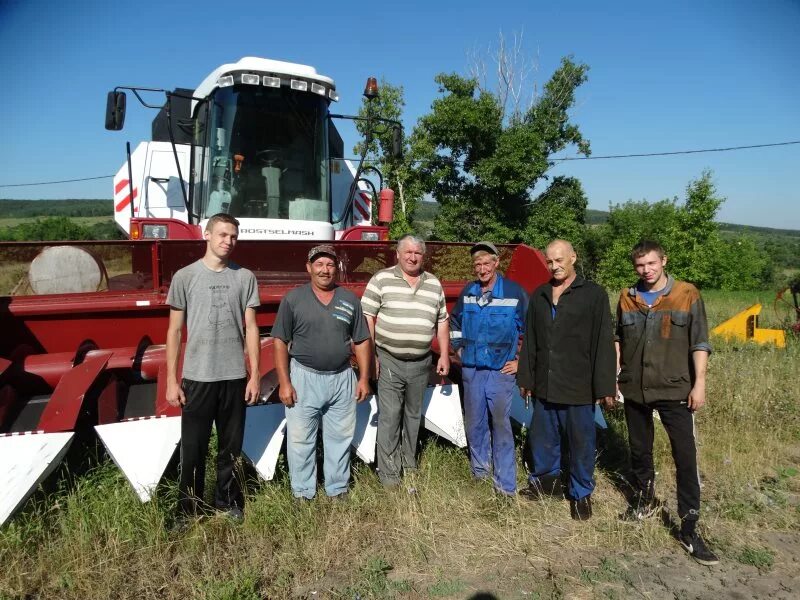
[239,228,315,236]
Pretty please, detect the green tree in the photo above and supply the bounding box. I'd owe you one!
[592,172,771,291]
[411,56,590,242]
[524,176,588,253]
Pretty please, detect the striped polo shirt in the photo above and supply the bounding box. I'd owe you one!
[361,265,448,359]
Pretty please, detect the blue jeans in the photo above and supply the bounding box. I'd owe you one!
[528,399,596,500]
[462,367,517,494]
[285,359,356,499]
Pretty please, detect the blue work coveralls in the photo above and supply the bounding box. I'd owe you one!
[450,275,528,494]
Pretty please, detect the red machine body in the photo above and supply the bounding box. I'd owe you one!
[0,238,550,524]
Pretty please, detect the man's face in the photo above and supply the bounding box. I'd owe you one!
[204,221,238,259]
[306,255,337,290]
[545,244,576,283]
[397,241,424,276]
[633,251,667,286]
[473,254,499,287]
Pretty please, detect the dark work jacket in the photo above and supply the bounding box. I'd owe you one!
[615,275,712,404]
[517,276,616,405]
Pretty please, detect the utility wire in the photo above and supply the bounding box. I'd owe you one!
[2,140,798,188]
[551,140,800,161]
[0,175,114,188]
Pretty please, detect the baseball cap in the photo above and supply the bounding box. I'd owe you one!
[470,240,499,256]
[307,244,338,262]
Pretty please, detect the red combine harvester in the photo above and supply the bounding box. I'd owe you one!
[0,57,551,526]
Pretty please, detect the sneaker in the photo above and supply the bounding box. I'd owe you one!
[329,491,349,502]
[620,497,662,522]
[570,496,593,521]
[679,531,719,566]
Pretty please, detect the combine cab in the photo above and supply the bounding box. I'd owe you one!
[107,57,393,242]
[0,56,553,526]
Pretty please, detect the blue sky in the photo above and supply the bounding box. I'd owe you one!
[0,0,798,229]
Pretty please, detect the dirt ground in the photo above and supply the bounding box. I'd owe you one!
[404,530,800,599]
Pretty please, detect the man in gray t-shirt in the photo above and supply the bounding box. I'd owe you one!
[166,213,260,522]
[272,244,371,500]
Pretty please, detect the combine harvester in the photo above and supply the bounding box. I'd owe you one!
[0,57,551,526]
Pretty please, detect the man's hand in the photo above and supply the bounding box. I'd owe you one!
[373,356,381,379]
[245,377,260,406]
[279,382,297,408]
[166,381,186,407]
[355,378,371,403]
[687,380,706,411]
[436,354,450,376]
[500,359,518,375]
[599,395,616,410]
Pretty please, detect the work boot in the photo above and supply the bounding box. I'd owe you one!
[519,474,563,501]
[570,496,593,521]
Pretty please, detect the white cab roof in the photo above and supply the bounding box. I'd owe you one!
[194,56,335,100]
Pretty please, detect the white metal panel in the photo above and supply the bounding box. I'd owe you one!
[0,432,74,526]
[241,404,286,481]
[143,145,190,218]
[95,416,181,502]
[422,382,467,448]
[353,395,378,463]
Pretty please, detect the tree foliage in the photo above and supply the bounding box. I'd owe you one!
[411,56,590,243]
[524,176,588,255]
[591,172,770,291]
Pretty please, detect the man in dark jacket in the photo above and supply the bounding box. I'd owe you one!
[615,239,718,565]
[517,239,615,520]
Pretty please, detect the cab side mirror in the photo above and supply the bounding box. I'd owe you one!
[391,126,403,159]
[105,91,127,130]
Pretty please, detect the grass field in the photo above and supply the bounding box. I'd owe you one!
[0,293,798,599]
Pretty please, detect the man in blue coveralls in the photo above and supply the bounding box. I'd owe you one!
[450,241,528,496]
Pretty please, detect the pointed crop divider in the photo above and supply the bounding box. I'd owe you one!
[422,379,466,448]
[353,395,378,462]
[0,431,75,526]
[95,416,181,502]
[241,403,286,481]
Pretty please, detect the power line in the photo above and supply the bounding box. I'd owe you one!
[2,140,798,189]
[551,140,800,161]
[0,175,113,188]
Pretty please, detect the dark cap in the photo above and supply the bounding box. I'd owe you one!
[307,244,338,262]
[470,240,499,256]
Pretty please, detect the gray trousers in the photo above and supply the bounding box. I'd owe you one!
[376,347,431,485]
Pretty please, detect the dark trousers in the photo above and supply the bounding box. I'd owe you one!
[375,348,431,485]
[179,378,246,515]
[624,398,701,522]
[529,399,596,500]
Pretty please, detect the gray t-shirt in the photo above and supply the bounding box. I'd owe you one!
[272,283,370,372]
[166,259,260,382]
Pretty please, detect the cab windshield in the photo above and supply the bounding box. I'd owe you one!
[196,85,329,222]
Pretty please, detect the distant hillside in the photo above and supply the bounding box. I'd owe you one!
[0,199,111,218]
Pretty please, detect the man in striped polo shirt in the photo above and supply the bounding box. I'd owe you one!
[361,234,450,487]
